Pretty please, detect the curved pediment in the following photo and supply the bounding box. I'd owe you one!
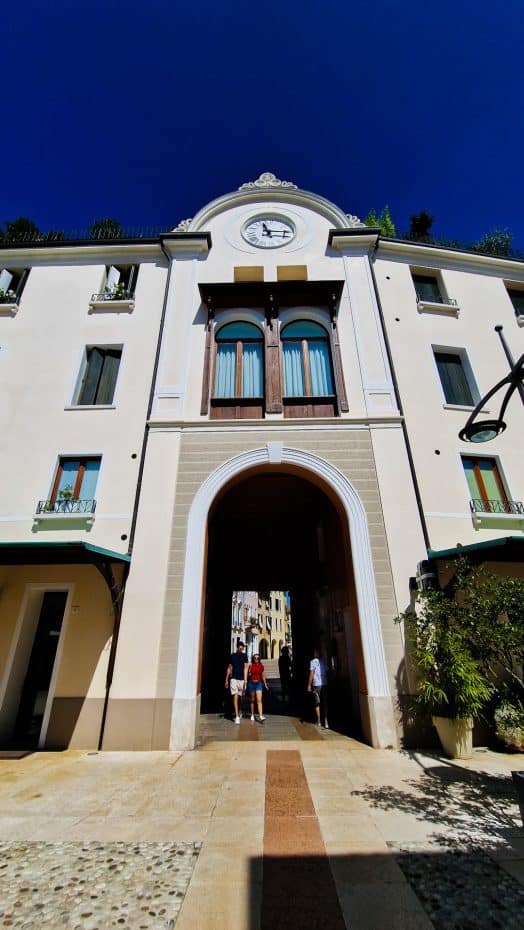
[171,172,363,233]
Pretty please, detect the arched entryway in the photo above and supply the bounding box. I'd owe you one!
[170,445,396,750]
[200,471,364,737]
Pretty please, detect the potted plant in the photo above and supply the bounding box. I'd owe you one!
[0,288,17,304]
[399,567,492,758]
[57,485,79,512]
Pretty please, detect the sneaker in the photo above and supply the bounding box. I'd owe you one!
[250,714,255,721]
[234,716,240,725]
[324,723,330,729]
[257,715,266,722]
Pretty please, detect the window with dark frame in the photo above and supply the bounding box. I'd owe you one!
[0,267,29,303]
[412,273,442,303]
[75,347,122,405]
[506,287,524,318]
[434,350,475,406]
[104,264,138,299]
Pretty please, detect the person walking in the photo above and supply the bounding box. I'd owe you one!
[307,647,330,728]
[247,653,269,722]
[278,645,292,701]
[225,641,248,724]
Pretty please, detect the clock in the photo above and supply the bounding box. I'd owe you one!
[242,215,296,248]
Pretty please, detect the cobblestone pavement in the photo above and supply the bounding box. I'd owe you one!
[0,721,522,929]
[0,842,200,929]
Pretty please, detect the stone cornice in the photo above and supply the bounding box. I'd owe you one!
[329,228,380,252]
[377,237,524,274]
[0,242,162,265]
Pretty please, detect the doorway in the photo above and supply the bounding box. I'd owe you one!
[200,470,365,736]
[0,588,69,749]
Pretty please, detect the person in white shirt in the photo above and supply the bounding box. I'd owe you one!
[307,647,330,728]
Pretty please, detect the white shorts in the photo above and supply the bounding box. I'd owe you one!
[230,678,245,696]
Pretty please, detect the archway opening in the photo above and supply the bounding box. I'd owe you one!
[200,469,366,736]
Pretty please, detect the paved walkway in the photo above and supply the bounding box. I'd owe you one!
[0,716,523,928]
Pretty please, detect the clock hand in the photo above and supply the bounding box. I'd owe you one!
[262,223,272,237]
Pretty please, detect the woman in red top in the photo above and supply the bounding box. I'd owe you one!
[247,654,269,722]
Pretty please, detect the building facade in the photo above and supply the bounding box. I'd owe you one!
[0,172,522,752]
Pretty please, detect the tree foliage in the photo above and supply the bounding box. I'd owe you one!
[399,558,524,720]
[472,229,513,257]
[407,210,434,241]
[364,205,396,238]
[0,217,42,242]
[89,218,123,240]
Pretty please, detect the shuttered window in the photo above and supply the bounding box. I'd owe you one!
[76,347,122,405]
[435,351,474,405]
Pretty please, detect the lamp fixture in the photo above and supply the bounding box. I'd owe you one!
[459,326,524,443]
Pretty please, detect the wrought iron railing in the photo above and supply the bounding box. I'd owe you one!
[470,499,524,515]
[90,289,134,302]
[416,292,458,306]
[36,499,97,515]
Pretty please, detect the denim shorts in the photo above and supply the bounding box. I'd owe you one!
[248,681,263,693]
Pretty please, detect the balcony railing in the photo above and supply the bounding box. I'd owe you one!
[90,290,134,302]
[416,292,458,306]
[470,499,524,516]
[36,499,97,515]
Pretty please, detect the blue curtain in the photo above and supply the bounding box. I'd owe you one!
[242,343,263,396]
[283,343,305,396]
[215,344,236,397]
[309,341,333,395]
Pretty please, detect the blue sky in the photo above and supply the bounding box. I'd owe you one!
[3,0,523,246]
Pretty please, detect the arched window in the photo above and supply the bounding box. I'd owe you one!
[281,320,334,397]
[214,322,263,398]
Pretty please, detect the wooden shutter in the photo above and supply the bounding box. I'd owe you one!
[78,348,105,404]
[264,310,282,413]
[330,316,349,412]
[200,308,215,415]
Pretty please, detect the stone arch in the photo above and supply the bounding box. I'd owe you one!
[170,444,395,749]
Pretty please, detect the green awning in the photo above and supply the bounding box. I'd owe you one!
[428,536,524,562]
[0,541,130,566]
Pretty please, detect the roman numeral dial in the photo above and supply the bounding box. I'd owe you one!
[242,216,296,248]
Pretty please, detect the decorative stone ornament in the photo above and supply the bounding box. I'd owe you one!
[172,218,193,232]
[238,171,298,191]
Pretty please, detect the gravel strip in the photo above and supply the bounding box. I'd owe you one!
[0,841,201,928]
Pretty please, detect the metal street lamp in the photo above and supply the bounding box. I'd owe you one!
[459,326,524,443]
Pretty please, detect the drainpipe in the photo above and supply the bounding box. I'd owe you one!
[95,560,130,750]
[368,246,431,551]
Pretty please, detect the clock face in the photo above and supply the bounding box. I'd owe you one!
[242,216,296,248]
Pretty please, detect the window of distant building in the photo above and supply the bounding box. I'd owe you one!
[433,348,478,407]
[73,346,122,406]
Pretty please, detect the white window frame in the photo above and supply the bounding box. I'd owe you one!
[411,265,459,316]
[431,344,481,410]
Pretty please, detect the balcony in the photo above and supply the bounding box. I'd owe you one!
[89,289,135,313]
[470,498,524,530]
[0,290,20,316]
[34,499,97,526]
[416,292,459,316]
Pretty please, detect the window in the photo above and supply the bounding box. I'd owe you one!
[281,321,334,398]
[39,457,101,514]
[462,457,508,512]
[0,267,29,304]
[506,287,524,319]
[74,346,122,405]
[105,264,138,298]
[434,350,476,406]
[214,322,263,398]
[412,273,442,303]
